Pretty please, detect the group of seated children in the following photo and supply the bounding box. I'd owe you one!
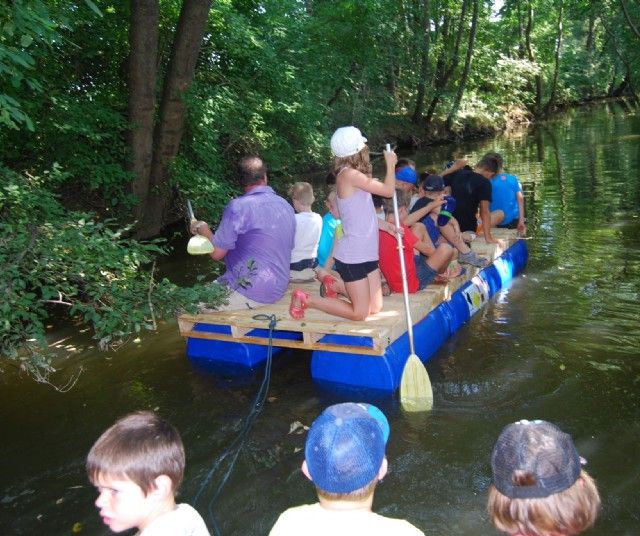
[88,408,600,536]
[287,126,526,321]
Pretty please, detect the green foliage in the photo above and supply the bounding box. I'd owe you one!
[0,0,57,130]
[2,0,640,378]
[0,165,226,376]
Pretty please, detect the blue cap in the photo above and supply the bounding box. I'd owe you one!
[396,166,417,185]
[305,403,388,494]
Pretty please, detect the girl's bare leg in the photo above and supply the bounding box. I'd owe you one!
[304,275,371,321]
[427,243,455,273]
[367,269,383,314]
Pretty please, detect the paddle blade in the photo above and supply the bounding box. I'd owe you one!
[400,354,433,412]
[187,235,214,255]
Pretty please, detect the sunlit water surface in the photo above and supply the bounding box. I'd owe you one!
[1,102,639,535]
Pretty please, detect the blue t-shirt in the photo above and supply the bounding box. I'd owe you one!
[423,215,440,246]
[317,212,339,268]
[410,197,441,245]
[490,173,522,225]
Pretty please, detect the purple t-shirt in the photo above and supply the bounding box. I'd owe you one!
[213,185,295,303]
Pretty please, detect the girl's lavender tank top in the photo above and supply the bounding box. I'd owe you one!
[334,187,379,263]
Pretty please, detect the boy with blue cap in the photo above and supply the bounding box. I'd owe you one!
[269,402,424,536]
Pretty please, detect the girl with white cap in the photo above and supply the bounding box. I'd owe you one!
[289,126,396,320]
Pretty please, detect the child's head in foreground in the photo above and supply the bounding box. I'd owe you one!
[302,402,390,503]
[288,181,315,211]
[488,419,600,536]
[87,411,185,533]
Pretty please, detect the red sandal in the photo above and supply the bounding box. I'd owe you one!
[289,289,309,319]
[319,274,338,299]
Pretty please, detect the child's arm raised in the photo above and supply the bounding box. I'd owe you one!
[402,198,446,227]
[346,149,398,197]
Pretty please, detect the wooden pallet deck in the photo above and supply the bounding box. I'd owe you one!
[178,229,520,356]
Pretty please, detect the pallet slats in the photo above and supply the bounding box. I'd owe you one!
[178,233,520,356]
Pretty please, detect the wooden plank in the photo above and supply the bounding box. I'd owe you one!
[180,328,385,356]
[231,326,251,337]
[303,332,323,345]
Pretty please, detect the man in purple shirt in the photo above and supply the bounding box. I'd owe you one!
[190,156,295,310]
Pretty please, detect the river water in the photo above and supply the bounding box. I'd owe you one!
[1,102,639,535]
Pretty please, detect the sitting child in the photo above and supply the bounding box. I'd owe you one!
[87,411,210,535]
[269,402,424,536]
[395,165,420,210]
[408,174,488,268]
[488,419,600,536]
[379,189,455,293]
[317,186,341,269]
[475,152,526,235]
[289,181,323,282]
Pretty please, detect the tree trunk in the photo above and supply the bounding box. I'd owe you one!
[412,0,431,123]
[128,0,159,226]
[445,0,478,132]
[586,10,595,51]
[620,0,640,39]
[544,0,564,114]
[424,0,468,125]
[136,0,213,239]
[525,0,542,115]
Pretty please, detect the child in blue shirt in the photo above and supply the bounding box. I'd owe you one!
[475,152,526,235]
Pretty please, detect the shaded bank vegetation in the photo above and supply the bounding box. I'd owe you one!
[1,0,639,376]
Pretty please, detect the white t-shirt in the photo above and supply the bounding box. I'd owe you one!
[291,211,323,263]
[269,503,425,536]
[137,503,210,536]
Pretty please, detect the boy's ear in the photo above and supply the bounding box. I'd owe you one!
[301,460,313,482]
[150,475,174,500]
[377,457,388,481]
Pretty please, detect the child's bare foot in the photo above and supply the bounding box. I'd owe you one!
[446,262,467,279]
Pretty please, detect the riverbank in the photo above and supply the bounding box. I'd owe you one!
[367,96,638,152]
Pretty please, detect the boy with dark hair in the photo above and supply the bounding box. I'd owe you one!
[475,152,526,234]
[87,411,210,536]
[270,402,424,536]
[442,158,498,244]
[488,419,600,536]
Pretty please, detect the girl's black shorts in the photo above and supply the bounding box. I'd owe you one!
[334,259,379,283]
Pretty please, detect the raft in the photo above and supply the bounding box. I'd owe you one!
[178,229,528,392]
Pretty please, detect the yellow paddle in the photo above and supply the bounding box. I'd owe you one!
[186,200,215,255]
[386,147,433,412]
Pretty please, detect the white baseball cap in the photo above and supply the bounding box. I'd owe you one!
[330,126,367,158]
